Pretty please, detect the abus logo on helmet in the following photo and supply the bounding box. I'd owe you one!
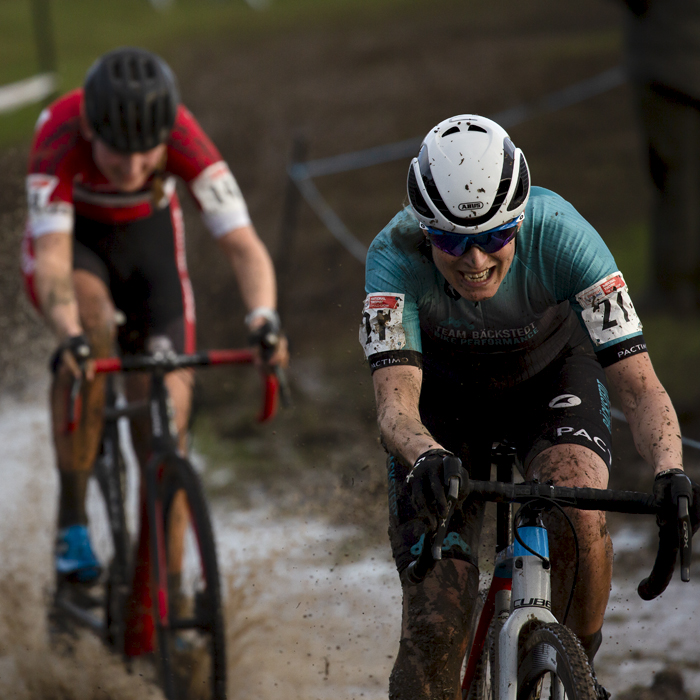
[458,202,483,211]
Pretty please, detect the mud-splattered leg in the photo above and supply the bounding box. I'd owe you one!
[527,443,613,639]
[390,559,479,700]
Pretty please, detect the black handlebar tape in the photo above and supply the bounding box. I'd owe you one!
[638,527,678,601]
[467,480,657,514]
[406,541,436,585]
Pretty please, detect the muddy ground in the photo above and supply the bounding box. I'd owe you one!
[0,0,699,695]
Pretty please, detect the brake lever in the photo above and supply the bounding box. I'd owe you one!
[407,462,463,582]
[431,481,458,560]
[678,495,692,582]
[431,458,462,560]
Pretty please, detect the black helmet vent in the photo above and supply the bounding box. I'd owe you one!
[507,154,530,211]
[407,166,434,219]
[84,47,180,153]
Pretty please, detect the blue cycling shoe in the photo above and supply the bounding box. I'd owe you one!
[55,524,102,584]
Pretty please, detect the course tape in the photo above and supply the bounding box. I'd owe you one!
[288,65,626,264]
[0,72,56,115]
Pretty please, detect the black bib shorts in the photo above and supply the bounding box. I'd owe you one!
[73,205,194,354]
[387,344,613,576]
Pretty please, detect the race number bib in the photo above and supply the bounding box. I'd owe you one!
[575,272,642,346]
[26,174,59,216]
[360,293,406,356]
[191,162,246,215]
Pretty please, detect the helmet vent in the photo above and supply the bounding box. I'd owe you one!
[407,167,434,219]
[507,154,530,211]
[84,48,180,153]
[468,125,487,133]
[442,126,460,137]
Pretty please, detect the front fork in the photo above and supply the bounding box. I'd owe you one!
[498,508,557,700]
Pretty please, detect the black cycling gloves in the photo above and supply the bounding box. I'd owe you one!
[51,334,91,374]
[653,468,700,534]
[246,308,283,362]
[248,319,282,361]
[406,449,469,522]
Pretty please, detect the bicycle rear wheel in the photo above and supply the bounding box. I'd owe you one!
[517,622,597,700]
[150,455,227,700]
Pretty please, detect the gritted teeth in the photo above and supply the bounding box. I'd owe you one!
[461,269,491,282]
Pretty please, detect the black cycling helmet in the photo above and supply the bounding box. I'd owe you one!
[84,47,180,153]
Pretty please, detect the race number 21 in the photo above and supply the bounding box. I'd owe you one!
[576,272,642,346]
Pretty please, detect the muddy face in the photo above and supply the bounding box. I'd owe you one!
[430,237,516,302]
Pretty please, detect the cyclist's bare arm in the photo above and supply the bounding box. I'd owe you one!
[217,224,288,365]
[33,232,82,340]
[605,352,684,475]
[217,224,277,317]
[33,231,89,377]
[372,364,442,465]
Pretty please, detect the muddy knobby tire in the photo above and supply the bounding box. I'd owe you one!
[517,622,597,700]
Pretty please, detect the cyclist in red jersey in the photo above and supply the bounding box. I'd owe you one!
[22,47,288,583]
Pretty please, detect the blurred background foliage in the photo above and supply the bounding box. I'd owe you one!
[0,0,425,147]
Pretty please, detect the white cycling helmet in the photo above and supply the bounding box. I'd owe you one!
[407,114,530,233]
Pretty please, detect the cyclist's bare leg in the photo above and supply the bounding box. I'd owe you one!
[526,443,613,641]
[390,559,479,700]
[51,270,115,527]
[126,368,195,576]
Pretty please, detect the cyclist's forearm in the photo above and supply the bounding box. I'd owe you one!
[624,388,682,475]
[606,354,683,475]
[37,271,82,339]
[33,235,82,339]
[378,407,441,465]
[373,365,442,465]
[218,225,277,313]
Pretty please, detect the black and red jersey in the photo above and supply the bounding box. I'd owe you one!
[25,88,250,237]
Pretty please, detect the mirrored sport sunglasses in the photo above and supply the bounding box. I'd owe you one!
[421,213,524,257]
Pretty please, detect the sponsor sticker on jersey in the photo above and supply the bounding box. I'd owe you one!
[575,271,642,346]
[360,293,406,357]
[191,162,246,215]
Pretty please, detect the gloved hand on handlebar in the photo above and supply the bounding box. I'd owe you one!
[246,307,287,365]
[51,333,91,377]
[653,468,700,534]
[406,449,469,523]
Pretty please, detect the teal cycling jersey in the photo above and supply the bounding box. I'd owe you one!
[360,187,645,388]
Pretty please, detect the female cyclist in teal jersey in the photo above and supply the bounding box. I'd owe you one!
[360,114,697,700]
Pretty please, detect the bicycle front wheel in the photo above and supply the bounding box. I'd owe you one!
[150,455,227,700]
[89,426,133,652]
[464,625,496,700]
[463,590,496,700]
[517,622,597,700]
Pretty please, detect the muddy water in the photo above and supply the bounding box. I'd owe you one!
[596,525,700,694]
[1,384,698,699]
[0,384,399,699]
